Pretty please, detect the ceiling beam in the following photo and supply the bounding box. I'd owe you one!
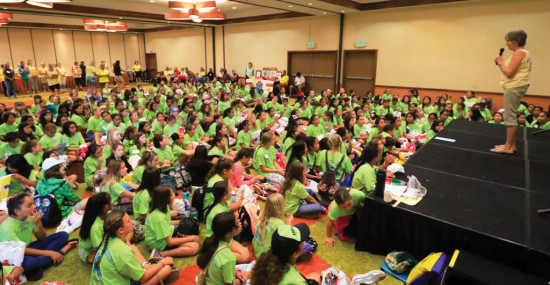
[361,0,470,10]
[317,0,362,11]
[220,11,311,25]
[1,2,166,20]
[3,21,145,32]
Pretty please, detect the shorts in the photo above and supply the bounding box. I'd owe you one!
[87,76,96,85]
[21,78,30,87]
[40,77,48,84]
[503,85,528,126]
[59,76,66,85]
[114,75,124,82]
[49,84,60,92]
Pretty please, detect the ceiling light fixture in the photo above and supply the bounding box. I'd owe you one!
[0,12,11,26]
[0,0,71,8]
[83,19,128,32]
[165,0,226,22]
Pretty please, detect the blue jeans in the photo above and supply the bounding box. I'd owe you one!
[22,231,69,273]
[294,188,323,216]
[4,79,16,97]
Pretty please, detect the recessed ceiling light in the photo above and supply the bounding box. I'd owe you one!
[341,10,345,13]
[3,7,7,9]
[288,5,292,8]
[308,2,312,5]
[232,6,237,9]
[323,12,326,14]
[119,17,123,19]
[149,0,154,2]
[167,21,170,23]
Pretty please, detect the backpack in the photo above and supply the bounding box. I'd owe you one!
[318,151,345,199]
[191,185,211,221]
[175,217,200,236]
[169,164,193,190]
[237,203,259,243]
[33,193,62,228]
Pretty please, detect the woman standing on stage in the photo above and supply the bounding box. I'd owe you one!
[492,30,531,154]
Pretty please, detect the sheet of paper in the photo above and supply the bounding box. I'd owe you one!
[434,137,456,143]
[385,184,407,197]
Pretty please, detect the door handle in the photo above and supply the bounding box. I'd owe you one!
[346,76,373,80]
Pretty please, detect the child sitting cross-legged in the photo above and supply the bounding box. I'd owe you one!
[0,194,77,280]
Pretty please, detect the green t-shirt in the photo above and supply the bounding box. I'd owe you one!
[62,133,85,148]
[90,237,146,285]
[236,130,253,150]
[132,165,145,185]
[145,208,173,250]
[317,150,353,181]
[24,152,43,169]
[252,217,284,258]
[88,116,102,133]
[0,216,36,246]
[71,114,87,128]
[279,265,308,285]
[208,146,226,157]
[253,146,277,176]
[205,203,229,238]
[0,142,22,160]
[39,133,62,151]
[163,123,179,137]
[206,240,236,285]
[328,189,365,221]
[306,124,325,138]
[223,116,238,130]
[183,133,200,149]
[282,137,295,155]
[203,174,225,211]
[79,216,104,258]
[101,182,125,206]
[206,122,217,137]
[424,130,437,142]
[0,167,36,195]
[84,156,99,186]
[351,163,376,193]
[133,189,151,220]
[284,181,309,215]
[0,123,18,136]
[155,147,175,172]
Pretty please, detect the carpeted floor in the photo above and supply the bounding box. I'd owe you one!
[21,84,402,284]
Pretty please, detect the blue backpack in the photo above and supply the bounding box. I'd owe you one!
[33,193,62,228]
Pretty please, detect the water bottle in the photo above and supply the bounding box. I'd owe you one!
[374,169,386,197]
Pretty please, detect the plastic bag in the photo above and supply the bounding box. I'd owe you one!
[56,210,84,234]
[0,241,26,267]
[386,163,405,174]
[236,185,257,205]
[404,175,427,199]
[173,198,191,216]
[322,266,351,285]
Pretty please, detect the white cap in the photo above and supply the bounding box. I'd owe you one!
[42,158,64,171]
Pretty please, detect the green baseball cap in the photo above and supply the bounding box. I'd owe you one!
[271,223,310,260]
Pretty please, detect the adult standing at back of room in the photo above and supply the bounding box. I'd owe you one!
[492,30,531,154]
[245,62,254,79]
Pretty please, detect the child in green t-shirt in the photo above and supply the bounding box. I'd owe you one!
[252,132,285,184]
[325,188,366,246]
[252,193,293,258]
[197,211,251,283]
[281,161,324,219]
[0,194,76,278]
[91,210,178,285]
[145,185,200,257]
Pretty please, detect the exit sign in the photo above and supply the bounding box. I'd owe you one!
[307,42,317,49]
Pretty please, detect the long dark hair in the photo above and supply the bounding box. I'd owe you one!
[205,157,234,182]
[136,166,160,197]
[197,212,237,269]
[5,154,32,179]
[80,192,111,240]
[149,184,172,214]
[286,140,306,167]
[18,121,36,142]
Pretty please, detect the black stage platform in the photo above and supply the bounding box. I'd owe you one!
[355,120,550,280]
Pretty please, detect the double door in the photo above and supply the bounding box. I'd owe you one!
[287,51,337,93]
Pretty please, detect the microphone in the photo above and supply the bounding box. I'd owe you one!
[495,48,504,65]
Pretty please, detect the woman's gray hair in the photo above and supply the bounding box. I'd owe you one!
[505,30,527,47]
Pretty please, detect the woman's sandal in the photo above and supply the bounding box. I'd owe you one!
[155,269,180,285]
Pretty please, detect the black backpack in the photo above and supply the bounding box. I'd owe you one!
[33,193,62,228]
[191,184,212,221]
[175,217,200,236]
[169,164,193,190]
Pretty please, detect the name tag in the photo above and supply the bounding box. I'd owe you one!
[264,154,269,159]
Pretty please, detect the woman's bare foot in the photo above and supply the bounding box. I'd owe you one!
[490,147,514,154]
